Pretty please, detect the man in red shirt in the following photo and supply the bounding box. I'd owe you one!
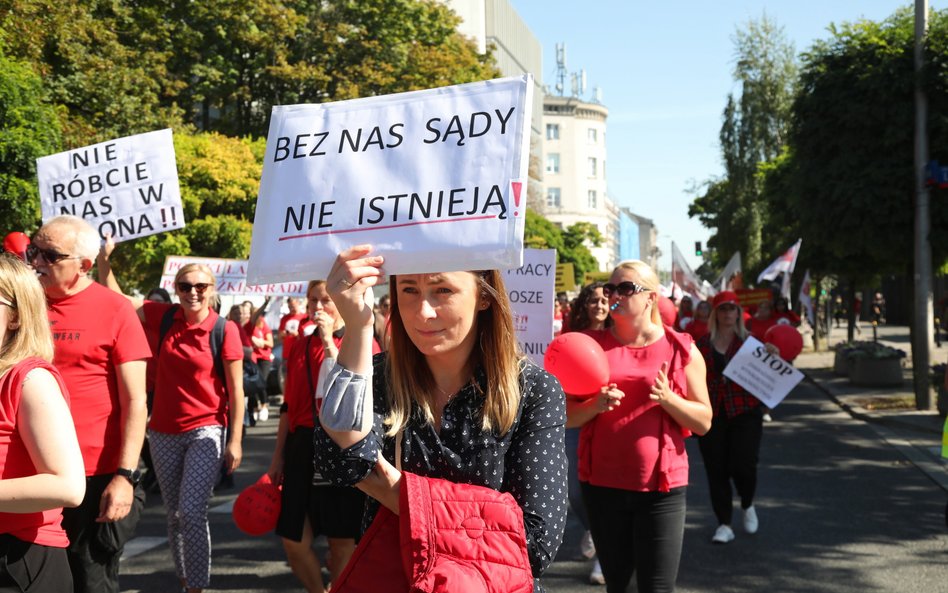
[29,215,150,593]
[278,296,307,365]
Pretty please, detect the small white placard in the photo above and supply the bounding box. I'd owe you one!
[722,336,804,408]
[160,255,308,297]
[37,129,184,241]
[504,249,555,366]
[247,75,533,285]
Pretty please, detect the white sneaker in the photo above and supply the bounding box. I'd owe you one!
[589,559,605,585]
[580,530,596,559]
[258,406,269,422]
[711,524,735,544]
[762,412,773,422]
[743,505,759,534]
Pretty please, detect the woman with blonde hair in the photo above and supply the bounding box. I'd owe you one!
[695,291,770,545]
[567,259,711,593]
[313,245,567,591]
[0,254,85,592]
[98,244,244,593]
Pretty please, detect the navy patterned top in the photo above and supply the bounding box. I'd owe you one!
[314,353,567,589]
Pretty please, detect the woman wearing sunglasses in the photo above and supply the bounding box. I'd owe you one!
[0,254,85,592]
[567,260,711,593]
[695,291,770,545]
[97,243,244,593]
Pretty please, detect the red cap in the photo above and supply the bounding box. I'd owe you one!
[712,290,739,309]
[3,232,30,260]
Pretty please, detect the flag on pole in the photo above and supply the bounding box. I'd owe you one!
[758,239,802,302]
[715,251,743,292]
[798,269,813,325]
[671,242,708,300]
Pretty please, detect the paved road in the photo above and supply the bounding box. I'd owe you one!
[119,378,947,592]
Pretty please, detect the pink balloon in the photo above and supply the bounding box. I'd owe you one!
[764,324,803,362]
[233,474,281,536]
[544,333,609,395]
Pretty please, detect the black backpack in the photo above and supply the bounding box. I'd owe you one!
[158,305,228,392]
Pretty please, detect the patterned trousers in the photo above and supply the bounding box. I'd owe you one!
[149,426,224,589]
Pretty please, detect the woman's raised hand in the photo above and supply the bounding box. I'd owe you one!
[328,245,384,329]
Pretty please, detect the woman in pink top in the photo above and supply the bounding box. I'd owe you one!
[566,260,711,593]
[0,254,85,592]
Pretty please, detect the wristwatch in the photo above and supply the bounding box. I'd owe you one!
[116,467,142,486]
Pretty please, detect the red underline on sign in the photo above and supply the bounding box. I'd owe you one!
[279,215,499,241]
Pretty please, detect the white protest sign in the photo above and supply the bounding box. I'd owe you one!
[722,336,805,408]
[247,75,533,285]
[504,249,555,366]
[37,129,184,242]
[160,256,308,297]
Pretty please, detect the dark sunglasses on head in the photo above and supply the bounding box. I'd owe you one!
[176,282,210,294]
[602,281,648,298]
[25,244,79,265]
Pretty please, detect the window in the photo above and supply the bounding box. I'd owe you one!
[588,128,598,143]
[546,153,560,174]
[588,157,597,177]
[546,187,561,208]
[588,190,597,209]
[546,123,560,140]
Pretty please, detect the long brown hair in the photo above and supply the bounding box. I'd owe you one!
[0,254,54,376]
[385,270,522,436]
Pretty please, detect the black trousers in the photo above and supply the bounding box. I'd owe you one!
[0,534,72,593]
[697,409,764,526]
[60,474,121,593]
[581,483,686,593]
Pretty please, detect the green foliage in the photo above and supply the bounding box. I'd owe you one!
[524,210,601,284]
[0,48,61,236]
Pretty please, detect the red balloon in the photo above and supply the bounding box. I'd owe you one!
[764,324,803,362]
[3,232,29,260]
[658,297,677,327]
[544,332,609,395]
[233,474,281,536]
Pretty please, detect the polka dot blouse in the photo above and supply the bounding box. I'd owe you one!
[314,354,567,589]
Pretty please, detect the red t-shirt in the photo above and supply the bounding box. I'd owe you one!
[0,358,71,547]
[577,327,693,492]
[685,319,709,341]
[143,303,244,433]
[245,320,273,363]
[278,312,308,361]
[749,316,778,342]
[283,329,380,431]
[48,282,151,476]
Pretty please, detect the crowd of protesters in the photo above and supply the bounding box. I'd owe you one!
[0,215,820,593]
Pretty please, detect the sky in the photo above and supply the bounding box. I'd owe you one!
[507,1,943,273]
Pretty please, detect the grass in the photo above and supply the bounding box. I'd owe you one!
[852,395,917,411]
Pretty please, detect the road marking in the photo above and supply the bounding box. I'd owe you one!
[120,536,166,560]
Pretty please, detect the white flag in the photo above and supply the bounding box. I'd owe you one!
[715,251,742,292]
[798,269,813,325]
[758,239,802,283]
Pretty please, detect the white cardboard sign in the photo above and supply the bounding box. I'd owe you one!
[247,75,533,285]
[37,129,184,242]
[722,336,805,409]
[160,256,308,297]
[504,249,555,366]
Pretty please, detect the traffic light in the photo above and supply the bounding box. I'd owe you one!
[695,241,703,256]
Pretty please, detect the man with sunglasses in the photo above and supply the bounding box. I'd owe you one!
[30,215,151,593]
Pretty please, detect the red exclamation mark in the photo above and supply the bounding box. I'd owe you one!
[511,181,522,217]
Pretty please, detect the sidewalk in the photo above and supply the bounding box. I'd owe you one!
[793,322,948,491]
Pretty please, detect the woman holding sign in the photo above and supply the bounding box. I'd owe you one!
[568,260,711,593]
[695,290,772,544]
[314,245,567,592]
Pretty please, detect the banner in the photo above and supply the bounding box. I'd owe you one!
[671,241,707,300]
[555,262,576,293]
[37,129,184,242]
[160,256,308,297]
[758,239,802,302]
[735,288,773,309]
[247,76,534,285]
[504,249,555,366]
[722,336,804,408]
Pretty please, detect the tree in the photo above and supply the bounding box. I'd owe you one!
[0,47,61,236]
[689,14,797,275]
[524,210,601,285]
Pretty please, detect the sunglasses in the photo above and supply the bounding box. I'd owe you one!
[25,244,79,265]
[176,282,210,294]
[602,281,648,298]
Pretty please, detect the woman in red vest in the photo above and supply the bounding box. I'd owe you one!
[0,254,85,592]
[568,260,711,593]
